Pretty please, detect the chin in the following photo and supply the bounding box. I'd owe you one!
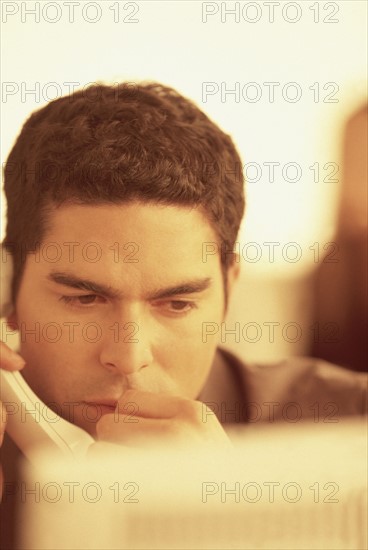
[75,417,98,438]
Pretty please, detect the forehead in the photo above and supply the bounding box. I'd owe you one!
[39,201,220,282]
[45,200,217,245]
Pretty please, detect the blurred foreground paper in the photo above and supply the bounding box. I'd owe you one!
[18,418,367,550]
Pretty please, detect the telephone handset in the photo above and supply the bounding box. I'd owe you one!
[0,243,94,463]
[0,369,94,462]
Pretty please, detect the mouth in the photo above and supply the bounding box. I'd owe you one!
[84,401,118,414]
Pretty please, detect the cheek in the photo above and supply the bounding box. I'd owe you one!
[155,283,225,395]
[15,303,86,403]
[20,341,72,402]
[160,319,223,399]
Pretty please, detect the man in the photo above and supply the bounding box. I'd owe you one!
[0,82,366,547]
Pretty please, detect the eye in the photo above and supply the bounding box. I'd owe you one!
[169,301,193,311]
[159,300,197,316]
[59,295,102,307]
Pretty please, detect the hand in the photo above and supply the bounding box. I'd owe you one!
[95,389,232,450]
[0,341,25,499]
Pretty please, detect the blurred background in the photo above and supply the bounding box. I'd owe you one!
[1,0,367,370]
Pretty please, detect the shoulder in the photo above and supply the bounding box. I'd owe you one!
[218,347,368,420]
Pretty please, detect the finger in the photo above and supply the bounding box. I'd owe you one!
[117,389,190,420]
[0,341,26,371]
[96,411,232,450]
[96,414,219,450]
[96,413,174,444]
[0,402,6,447]
[0,465,3,503]
[86,440,135,459]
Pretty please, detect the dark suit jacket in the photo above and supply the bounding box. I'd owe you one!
[198,348,367,423]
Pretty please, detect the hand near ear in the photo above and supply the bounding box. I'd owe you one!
[0,243,14,320]
[0,341,25,500]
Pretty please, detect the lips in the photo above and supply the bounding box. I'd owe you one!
[84,401,118,414]
[87,400,118,407]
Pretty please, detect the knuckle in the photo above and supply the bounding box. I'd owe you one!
[0,403,6,426]
[121,389,139,402]
[179,399,202,422]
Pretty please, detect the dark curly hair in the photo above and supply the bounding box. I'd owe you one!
[3,81,245,306]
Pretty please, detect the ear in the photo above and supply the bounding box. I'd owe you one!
[6,309,18,331]
[225,253,241,302]
[0,242,16,327]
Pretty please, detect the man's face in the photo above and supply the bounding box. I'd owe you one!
[11,202,236,436]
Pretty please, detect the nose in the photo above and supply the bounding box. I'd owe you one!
[99,316,154,376]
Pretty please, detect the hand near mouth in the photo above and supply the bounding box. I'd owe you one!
[95,389,232,449]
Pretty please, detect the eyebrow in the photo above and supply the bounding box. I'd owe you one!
[46,272,213,301]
